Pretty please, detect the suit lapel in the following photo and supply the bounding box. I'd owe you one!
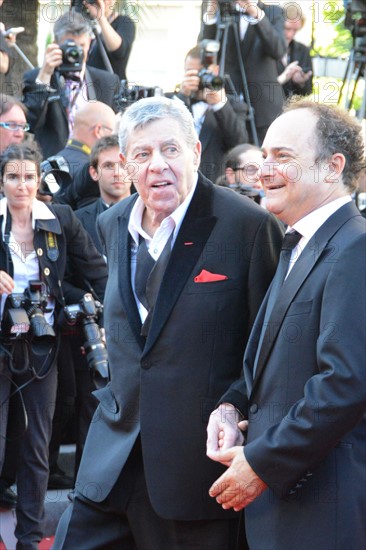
[116,198,146,349]
[143,175,217,356]
[252,202,360,389]
[199,111,213,153]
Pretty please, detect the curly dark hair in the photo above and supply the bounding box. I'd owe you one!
[283,98,366,192]
[0,141,43,178]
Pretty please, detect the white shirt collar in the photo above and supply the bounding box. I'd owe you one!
[128,174,199,246]
[0,197,56,230]
[292,195,352,241]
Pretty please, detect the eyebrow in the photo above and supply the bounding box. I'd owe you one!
[261,146,295,154]
[129,139,179,154]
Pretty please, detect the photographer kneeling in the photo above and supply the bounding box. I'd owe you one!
[0,141,107,549]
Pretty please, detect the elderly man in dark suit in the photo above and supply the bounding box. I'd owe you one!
[53,96,283,549]
[200,0,286,145]
[207,99,366,549]
[22,10,119,158]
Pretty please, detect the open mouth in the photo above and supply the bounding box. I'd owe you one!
[152,182,171,188]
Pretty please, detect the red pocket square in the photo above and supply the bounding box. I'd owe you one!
[194,269,229,283]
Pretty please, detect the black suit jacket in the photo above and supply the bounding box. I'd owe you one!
[75,198,108,254]
[200,2,286,135]
[75,174,284,520]
[22,66,120,158]
[222,202,366,548]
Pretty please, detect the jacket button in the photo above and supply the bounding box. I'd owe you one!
[44,267,50,276]
[249,404,258,414]
[37,248,43,256]
[141,360,151,370]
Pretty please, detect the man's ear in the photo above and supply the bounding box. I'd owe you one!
[193,141,201,170]
[119,152,127,166]
[89,165,99,182]
[325,153,346,184]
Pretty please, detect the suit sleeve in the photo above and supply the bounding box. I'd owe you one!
[244,232,366,498]
[60,206,108,303]
[213,99,249,149]
[22,69,56,133]
[254,6,286,60]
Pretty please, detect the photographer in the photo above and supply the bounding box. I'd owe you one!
[172,44,248,183]
[218,143,266,207]
[277,6,313,98]
[82,0,136,81]
[0,141,107,549]
[200,0,286,144]
[22,10,119,158]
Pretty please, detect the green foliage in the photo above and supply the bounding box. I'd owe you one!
[311,0,353,58]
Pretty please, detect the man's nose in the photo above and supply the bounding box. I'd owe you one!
[149,150,168,171]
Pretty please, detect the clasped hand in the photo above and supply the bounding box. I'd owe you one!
[206,403,267,511]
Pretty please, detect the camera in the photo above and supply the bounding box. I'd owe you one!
[198,40,224,91]
[64,294,109,385]
[71,0,97,11]
[1,281,56,344]
[58,39,84,75]
[217,0,239,18]
[39,156,72,197]
[114,80,162,111]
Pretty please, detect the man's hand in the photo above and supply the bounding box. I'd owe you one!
[277,61,312,87]
[37,43,63,85]
[83,0,105,20]
[237,0,263,19]
[179,69,200,97]
[209,447,267,511]
[207,403,246,462]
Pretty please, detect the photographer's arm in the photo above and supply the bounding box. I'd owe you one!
[36,43,62,85]
[84,1,122,53]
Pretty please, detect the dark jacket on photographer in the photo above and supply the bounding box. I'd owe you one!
[0,198,107,549]
[22,66,119,158]
[0,200,107,307]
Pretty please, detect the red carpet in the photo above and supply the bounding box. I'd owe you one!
[0,537,54,549]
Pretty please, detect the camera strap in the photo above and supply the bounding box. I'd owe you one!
[4,207,12,275]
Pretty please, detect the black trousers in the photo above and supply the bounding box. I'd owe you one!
[0,347,57,550]
[53,438,241,550]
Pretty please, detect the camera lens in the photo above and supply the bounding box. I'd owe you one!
[66,47,80,62]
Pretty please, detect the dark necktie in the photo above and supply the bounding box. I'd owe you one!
[134,237,156,311]
[252,230,302,376]
[134,234,173,336]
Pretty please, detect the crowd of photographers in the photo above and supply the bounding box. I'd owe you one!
[0,0,365,547]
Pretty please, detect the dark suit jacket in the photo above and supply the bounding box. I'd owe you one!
[200,2,286,135]
[222,201,366,548]
[75,173,284,520]
[22,66,120,158]
[75,198,108,254]
[277,39,313,98]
